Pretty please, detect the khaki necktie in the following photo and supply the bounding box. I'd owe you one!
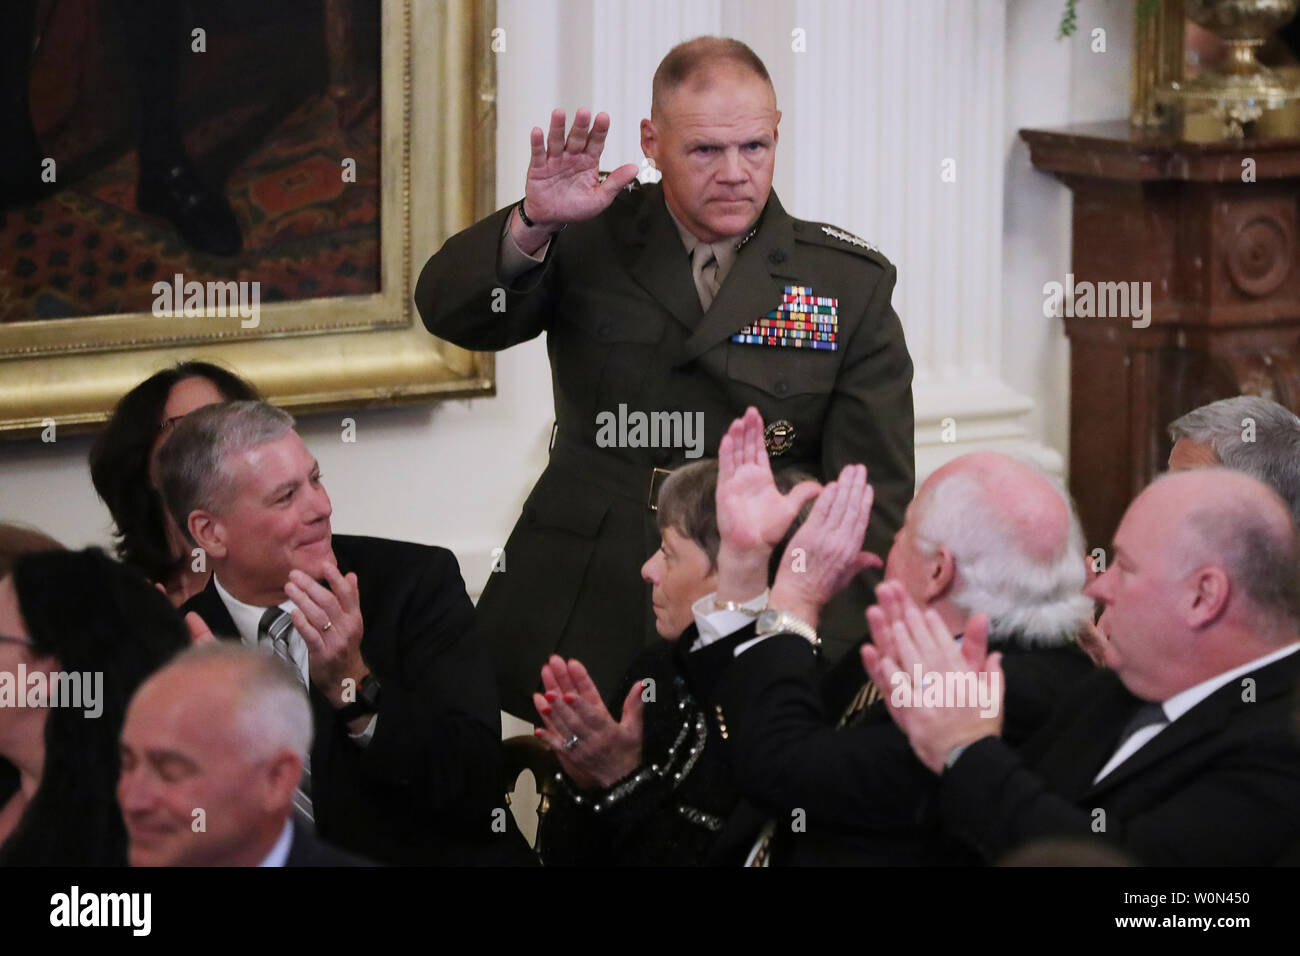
[691,242,721,310]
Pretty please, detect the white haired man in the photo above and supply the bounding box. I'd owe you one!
[682,409,1094,865]
[119,643,365,866]
[864,468,1300,864]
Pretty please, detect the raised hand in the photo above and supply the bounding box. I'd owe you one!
[716,407,821,555]
[515,109,639,241]
[533,655,643,790]
[768,463,881,626]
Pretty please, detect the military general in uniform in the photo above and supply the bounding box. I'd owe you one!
[415,37,914,719]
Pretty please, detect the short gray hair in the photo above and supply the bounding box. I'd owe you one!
[1169,395,1300,523]
[914,467,1092,647]
[156,401,295,542]
[164,642,313,761]
[656,459,814,581]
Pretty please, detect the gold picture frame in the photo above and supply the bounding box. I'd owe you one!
[0,0,496,438]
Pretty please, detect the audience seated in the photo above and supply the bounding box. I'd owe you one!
[155,400,528,865]
[680,409,1095,864]
[862,468,1300,864]
[0,547,188,865]
[120,642,367,866]
[534,459,817,865]
[89,361,259,607]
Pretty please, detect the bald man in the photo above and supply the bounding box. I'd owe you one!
[118,643,366,866]
[415,36,914,718]
[674,412,1095,864]
[866,468,1300,865]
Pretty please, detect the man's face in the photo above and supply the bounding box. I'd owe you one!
[641,67,780,243]
[885,500,935,606]
[1168,437,1219,471]
[202,432,335,602]
[641,527,718,639]
[1084,487,1187,698]
[118,673,289,866]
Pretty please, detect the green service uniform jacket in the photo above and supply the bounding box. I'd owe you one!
[415,182,914,719]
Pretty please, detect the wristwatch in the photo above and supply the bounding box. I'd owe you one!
[755,609,819,647]
[336,672,382,722]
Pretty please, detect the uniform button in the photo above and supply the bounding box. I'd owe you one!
[774,379,789,397]
[793,222,804,233]
[598,322,613,339]
[768,248,787,264]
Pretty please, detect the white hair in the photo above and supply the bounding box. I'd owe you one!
[169,642,313,761]
[914,466,1092,647]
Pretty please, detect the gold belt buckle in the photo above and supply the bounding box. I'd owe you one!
[647,467,672,511]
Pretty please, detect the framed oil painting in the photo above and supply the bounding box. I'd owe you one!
[0,0,496,437]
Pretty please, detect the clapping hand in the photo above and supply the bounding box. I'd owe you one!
[769,464,882,626]
[860,582,1004,773]
[534,655,644,790]
[714,407,822,601]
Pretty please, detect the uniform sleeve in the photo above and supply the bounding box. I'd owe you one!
[414,201,560,351]
[822,260,914,580]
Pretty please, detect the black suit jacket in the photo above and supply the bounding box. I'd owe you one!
[284,821,372,867]
[183,534,524,865]
[686,626,1093,865]
[416,182,915,717]
[940,648,1300,866]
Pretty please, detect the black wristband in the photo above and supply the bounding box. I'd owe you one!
[517,198,565,234]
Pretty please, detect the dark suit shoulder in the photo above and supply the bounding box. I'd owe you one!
[331,534,461,577]
[285,823,374,867]
[792,217,893,271]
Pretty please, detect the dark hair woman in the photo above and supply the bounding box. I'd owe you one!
[89,361,258,605]
[0,548,189,866]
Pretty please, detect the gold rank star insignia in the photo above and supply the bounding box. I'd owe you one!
[764,420,796,457]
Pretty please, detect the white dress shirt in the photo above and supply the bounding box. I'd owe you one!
[1092,642,1300,784]
[213,575,377,745]
[689,590,769,653]
[258,819,295,867]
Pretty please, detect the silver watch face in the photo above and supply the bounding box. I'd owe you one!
[756,609,780,632]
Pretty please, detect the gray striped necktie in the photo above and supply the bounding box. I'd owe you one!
[259,606,314,826]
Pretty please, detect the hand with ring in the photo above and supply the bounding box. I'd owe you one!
[285,564,366,711]
[533,655,644,790]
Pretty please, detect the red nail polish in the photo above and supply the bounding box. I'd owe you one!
[538,706,551,716]
[545,691,558,702]
[563,693,576,703]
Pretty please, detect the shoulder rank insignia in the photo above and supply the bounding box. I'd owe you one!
[821,225,879,253]
[730,285,838,351]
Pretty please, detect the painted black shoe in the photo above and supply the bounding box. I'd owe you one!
[137,160,242,257]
